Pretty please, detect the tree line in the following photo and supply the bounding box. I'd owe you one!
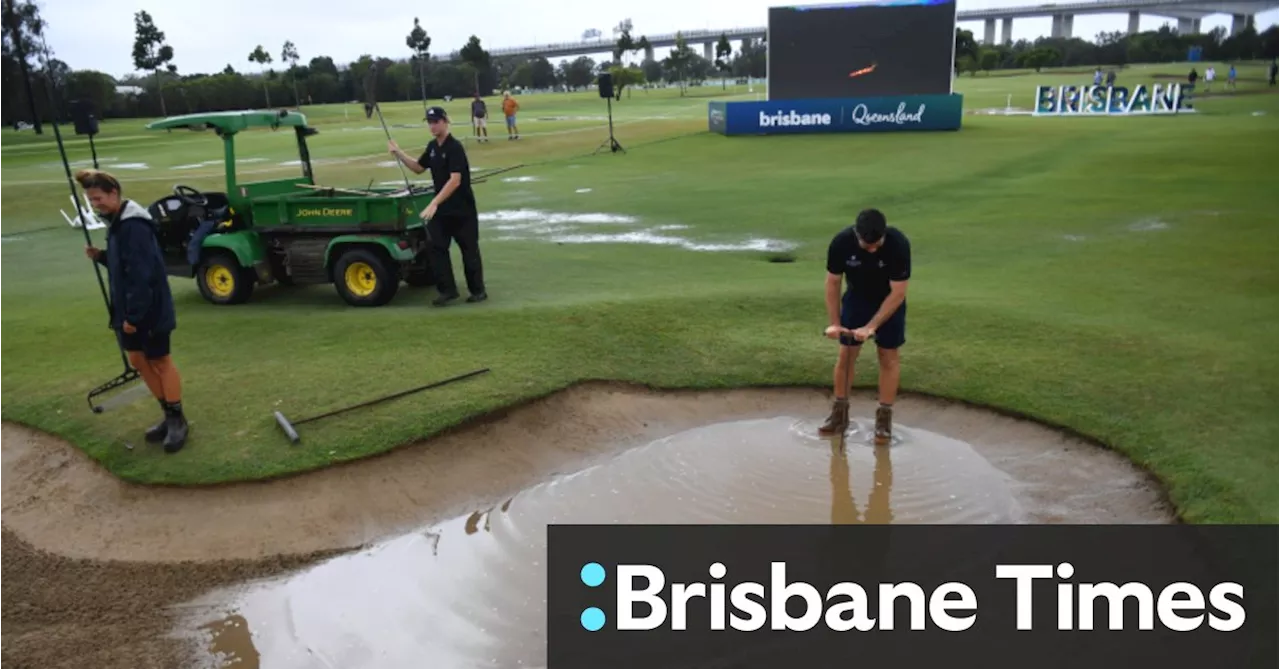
[3,2,1277,131]
[954,19,1277,75]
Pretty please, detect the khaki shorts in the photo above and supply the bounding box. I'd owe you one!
[473,116,487,128]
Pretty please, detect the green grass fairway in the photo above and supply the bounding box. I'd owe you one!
[2,63,1276,523]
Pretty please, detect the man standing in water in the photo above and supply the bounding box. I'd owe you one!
[819,208,911,445]
[78,169,189,453]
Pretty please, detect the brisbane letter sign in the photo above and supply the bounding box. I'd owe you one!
[1034,83,1191,116]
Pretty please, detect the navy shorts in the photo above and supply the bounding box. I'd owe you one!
[117,328,172,360]
[838,293,906,349]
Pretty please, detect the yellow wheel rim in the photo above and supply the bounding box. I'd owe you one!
[205,265,235,298]
[344,261,377,297]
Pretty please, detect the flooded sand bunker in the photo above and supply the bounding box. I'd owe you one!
[1,387,1173,566]
[174,395,1173,668]
[2,387,1175,668]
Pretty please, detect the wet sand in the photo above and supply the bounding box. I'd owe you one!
[1,383,1176,668]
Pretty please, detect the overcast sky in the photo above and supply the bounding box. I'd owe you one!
[37,0,1280,79]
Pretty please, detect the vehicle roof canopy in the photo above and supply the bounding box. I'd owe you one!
[145,109,312,134]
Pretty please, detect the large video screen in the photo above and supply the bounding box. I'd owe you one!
[768,0,958,100]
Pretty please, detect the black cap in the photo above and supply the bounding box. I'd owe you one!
[425,106,448,122]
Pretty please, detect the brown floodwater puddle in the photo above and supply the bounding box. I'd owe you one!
[186,415,1027,667]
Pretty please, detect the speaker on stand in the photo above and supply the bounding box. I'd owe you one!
[593,73,625,155]
[69,99,101,168]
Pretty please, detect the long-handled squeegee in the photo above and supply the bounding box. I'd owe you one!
[34,31,144,413]
[274,368,490,443]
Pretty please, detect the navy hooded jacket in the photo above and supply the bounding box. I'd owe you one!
[93,199,176,333]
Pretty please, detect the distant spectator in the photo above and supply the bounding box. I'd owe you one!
[1204,66,1215,92]
[1227,64,1236,91]
[1269,60,1277,86]
[1093,68,1103,86]
[1105,70,1116,87]
[470,95,489,143]
[501,90,520,141]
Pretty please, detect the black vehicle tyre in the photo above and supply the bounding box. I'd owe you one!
[403,251,434,287]
[333,247,400,307]
[404,268,435,287]
[196,251,255,305]
[268,254,295,286]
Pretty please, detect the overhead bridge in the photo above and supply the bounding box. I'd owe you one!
[464,0,1271,62]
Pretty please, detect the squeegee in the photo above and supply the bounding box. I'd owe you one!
[274,368,490,443]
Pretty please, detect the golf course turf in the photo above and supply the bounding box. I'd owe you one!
[1,63,1276,525]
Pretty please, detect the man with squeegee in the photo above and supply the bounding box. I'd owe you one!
[820,208,911,446]
[388,106,488,307]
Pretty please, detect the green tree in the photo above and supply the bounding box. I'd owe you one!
[636,35,652,63]
[663,31,695,95]
[561,55,595,89]
[512,61,534,89]
[309,55,338,78]
[132,10,173,117]
[63,70,116,118]
[406,17,431,112]
[978,48,999,75]
[607,64,645,100]
[281,40,300,106]
[954,27,978,72]
[613,18,635,65]
[529,57,556,89]
[714,33,733,90]
[641,58,663,85]
[2,0,46,133]
[458,35,491,95]
[247,44,272,106]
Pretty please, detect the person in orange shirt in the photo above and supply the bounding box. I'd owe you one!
[501,90,520,140]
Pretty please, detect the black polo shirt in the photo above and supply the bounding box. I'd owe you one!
[826,225,911,302]
[417,134,476,217]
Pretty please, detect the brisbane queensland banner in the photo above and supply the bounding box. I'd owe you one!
[713,0,962,135]
[546,524,1276,669]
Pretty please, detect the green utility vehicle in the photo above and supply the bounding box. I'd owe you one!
[142,109,435,307]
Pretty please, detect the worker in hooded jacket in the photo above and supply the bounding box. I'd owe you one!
[79,169,189,453]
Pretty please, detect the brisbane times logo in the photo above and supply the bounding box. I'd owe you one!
[573,561,1247,633]
[547,526,1275,669]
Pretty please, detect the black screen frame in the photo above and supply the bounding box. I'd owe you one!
[766,0,960,101]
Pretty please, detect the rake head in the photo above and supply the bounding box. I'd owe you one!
[87,368,146,414]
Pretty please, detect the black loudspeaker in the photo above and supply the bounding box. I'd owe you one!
[598,72,614,99]
[70,99,99,136]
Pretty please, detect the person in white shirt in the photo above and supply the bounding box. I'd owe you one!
[1204,66,1215,92]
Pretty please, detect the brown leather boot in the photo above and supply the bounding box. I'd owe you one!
[818,398,850,436]
[874,405,893,446]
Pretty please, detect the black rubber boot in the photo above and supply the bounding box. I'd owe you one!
[874,404,893,446]
[163,401,189,454]
[818,398,850,436]
[145,399,169,443]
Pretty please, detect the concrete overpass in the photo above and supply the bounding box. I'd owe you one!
[475,0,1273,62]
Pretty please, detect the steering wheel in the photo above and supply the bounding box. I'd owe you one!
[173,184,208,206]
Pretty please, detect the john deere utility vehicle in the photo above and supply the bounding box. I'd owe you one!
[142,109,435,307]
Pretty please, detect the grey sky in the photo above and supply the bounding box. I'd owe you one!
[38,0,1280,79]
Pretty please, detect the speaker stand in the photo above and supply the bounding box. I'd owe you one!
[593,95,625,155]
[87,130,99,169]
